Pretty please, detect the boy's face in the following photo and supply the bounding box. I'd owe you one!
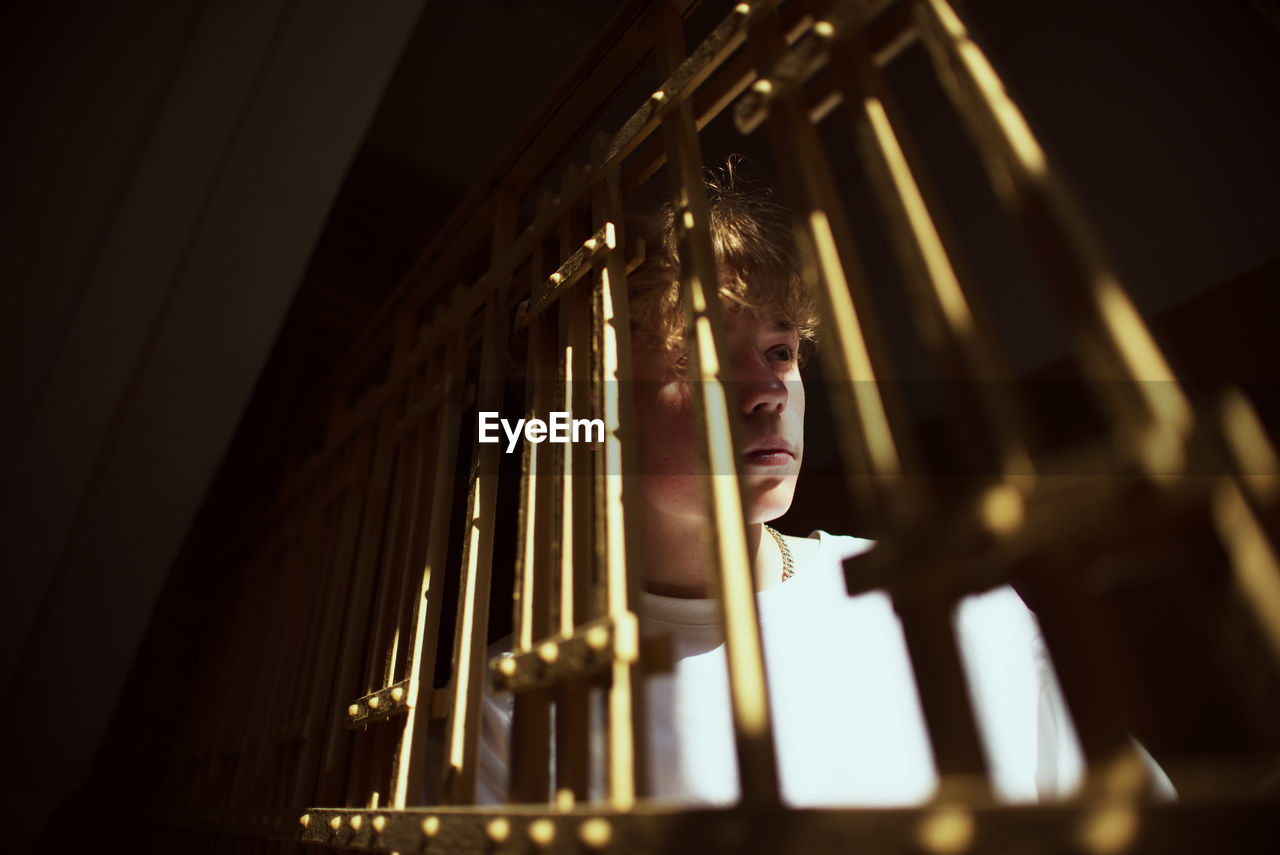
[631,302,805,526]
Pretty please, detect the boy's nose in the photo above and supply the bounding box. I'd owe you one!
[733,348,787,415]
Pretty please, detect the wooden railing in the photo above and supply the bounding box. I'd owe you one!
[158,1,1280,851]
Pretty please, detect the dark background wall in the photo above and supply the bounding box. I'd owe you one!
[2,1,1277,851]
[0,1,429,848]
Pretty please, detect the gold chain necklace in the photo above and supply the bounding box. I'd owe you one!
[764,524,794,582]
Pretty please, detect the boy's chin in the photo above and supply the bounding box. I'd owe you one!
[635,472,796,524]
[743,484,797,524]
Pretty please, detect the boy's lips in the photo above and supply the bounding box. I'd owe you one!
[741,440,796,467]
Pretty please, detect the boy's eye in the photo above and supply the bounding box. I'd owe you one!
[768,346,796,363]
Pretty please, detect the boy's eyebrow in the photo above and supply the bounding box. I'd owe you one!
[771,320,797,332]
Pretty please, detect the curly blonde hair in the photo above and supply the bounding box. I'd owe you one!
[626,159,819,363]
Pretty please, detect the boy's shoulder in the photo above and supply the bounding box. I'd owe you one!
[797,529,875,571]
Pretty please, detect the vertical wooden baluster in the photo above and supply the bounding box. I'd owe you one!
[745,5,926,534]
[908,0,1191,796]
[383,349,440,804]
[345,384,415,806]
[508,191,558,804]
[1214,392,1280,670]
[383,355,438,692]
[399,336,468,806]
[1213,477,1280,673]
[315,345,405,804]
[226,553,282,808]
[440,187,516,804]
[654,0,780,808]
[363,373,416,699]
[591,131,648,806]
[1022,563,1154,798]
[894,594,993,801]
[912,0,1192,468]
[293,421,375,805]
[236,521,297,807]
[745,3,991,800]
[831,13,1034,496]
[556,165,593,801]
[260,463,335,807]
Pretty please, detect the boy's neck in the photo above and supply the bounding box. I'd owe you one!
[636,509,780,598]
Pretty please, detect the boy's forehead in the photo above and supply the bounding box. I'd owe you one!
[721,303,797,332]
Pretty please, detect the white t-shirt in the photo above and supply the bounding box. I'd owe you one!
[478,531,1086,805]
